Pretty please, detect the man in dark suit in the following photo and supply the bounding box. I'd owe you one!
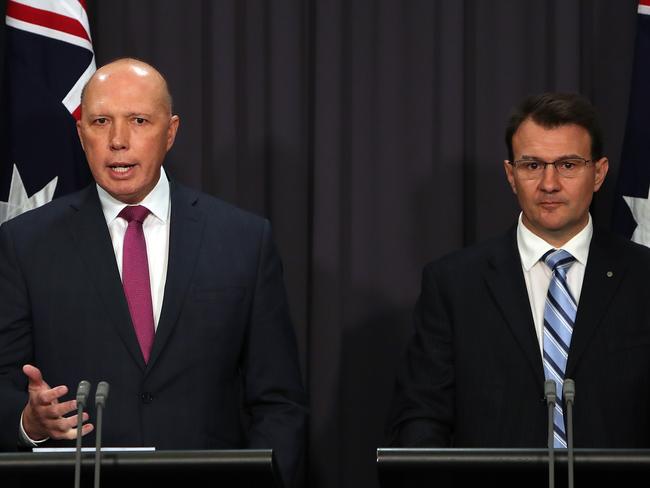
[387,93,650,483]
[0,58,307,487]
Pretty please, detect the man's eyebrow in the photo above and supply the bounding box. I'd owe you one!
[519,153,584,160]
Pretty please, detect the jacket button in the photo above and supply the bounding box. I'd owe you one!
[141,392,153,404]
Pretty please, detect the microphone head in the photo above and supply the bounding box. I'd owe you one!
[563,378,576,404]
[76,380,91,408]
[544,379,557,404]
[95,381,110,408]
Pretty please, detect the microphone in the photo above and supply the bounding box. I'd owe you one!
[93,382,110,488]
[544,379,557,488]
[74,380,91,488]
[563,379,576,488]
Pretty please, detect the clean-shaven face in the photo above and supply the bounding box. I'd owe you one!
[77,61,179,204]
[504,118,608,247]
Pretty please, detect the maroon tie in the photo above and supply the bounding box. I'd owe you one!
[119,205,155,363]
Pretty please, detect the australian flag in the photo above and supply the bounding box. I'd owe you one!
[613,0,650,246]
[0,0,95,224]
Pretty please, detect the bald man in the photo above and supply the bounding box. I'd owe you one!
[0,58,307,487]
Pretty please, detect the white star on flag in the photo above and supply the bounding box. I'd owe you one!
[624,189,650,247]
[0,165,57,225]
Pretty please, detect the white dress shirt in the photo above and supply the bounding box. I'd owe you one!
[97,168,171,328]
[516,212,593,354]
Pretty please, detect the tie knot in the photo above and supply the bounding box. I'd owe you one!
[542,248,575,271]
[119,205,150,224]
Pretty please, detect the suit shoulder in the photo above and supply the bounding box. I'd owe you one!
[423,232,511,275]
[595,228,650,262]
[172,182,269,231]
[1,188,88,234]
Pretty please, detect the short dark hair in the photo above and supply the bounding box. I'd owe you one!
[504,92,603,161]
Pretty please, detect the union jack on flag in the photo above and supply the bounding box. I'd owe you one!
[1,0,95,224]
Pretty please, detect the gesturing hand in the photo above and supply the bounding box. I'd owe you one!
[21,364,94,441]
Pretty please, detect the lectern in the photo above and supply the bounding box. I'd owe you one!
[377,448,650,488]
[0,449,280,488]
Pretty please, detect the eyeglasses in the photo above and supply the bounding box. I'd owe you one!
[507,157,593,179]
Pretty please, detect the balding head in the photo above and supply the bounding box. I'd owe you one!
[81,58,173,115]
[76,57,180,204]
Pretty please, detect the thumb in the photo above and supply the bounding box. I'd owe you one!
[23,364,49,390]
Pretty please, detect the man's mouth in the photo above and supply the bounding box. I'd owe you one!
[108,163,135,173]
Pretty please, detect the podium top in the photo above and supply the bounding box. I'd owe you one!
[0,449,280,488]
[376,448,650,488]
[0,449,275,472]
[377,447,650,469]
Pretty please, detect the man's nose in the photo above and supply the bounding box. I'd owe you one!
[539,163,561,191]
[109,121,128,150]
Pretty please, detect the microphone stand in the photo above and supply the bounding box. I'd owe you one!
[544,379,557,488]
[563,379,576,488]
[74,380,91,488]
[94,382,110,488]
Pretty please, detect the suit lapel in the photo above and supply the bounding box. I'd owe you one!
[483,230,546,385]
[565,230,626,377]
[147,182,205,370]
[66,186,146,370]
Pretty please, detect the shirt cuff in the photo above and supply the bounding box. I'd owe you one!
[19,411,49,447]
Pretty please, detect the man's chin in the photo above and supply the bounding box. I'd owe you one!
[522,215,574,239]
[100,184,141,204]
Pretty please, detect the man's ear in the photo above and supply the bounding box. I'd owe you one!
[593,157,609,192]
[76,120,86,151]
[504,160,517,194]
[166,115,180,150]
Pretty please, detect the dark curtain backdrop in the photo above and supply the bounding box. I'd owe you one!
[0,1,639,487]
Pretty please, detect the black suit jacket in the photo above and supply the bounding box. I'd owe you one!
[388,227,650,450]
[0,181,307,486]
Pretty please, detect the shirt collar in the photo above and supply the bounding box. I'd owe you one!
[97,167,170,224]
[517,212,593,271]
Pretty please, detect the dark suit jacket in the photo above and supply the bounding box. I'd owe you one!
[388,227,650,450]
[0,181,307,487]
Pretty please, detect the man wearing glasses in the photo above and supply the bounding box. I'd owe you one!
[387,93,650,483]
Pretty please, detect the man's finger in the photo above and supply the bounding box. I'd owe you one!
[34,398,78,419]
[31,385,69,406]
[53,399,80,418]
[81,422,94,436]
[52,421,94,441]
[59,412,91,431]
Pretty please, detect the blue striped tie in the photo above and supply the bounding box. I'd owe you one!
[542,249,576,448]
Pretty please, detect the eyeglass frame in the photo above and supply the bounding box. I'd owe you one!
[506,157,594,179]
